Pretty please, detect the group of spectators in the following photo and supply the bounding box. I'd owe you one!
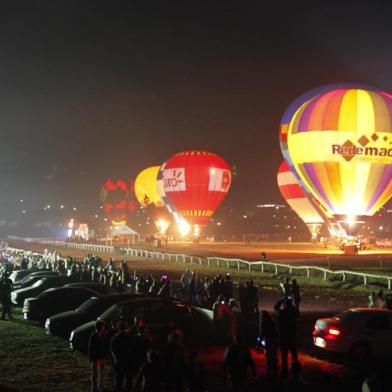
[89,320,206,392]
[368,289,392,310]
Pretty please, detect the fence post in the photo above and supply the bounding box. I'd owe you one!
[275,265,278,275]
[183,255,186,263]
[363,275,367,286]
[249,263,251,272]
[237,261,240,270]
[388,279,391,290]
[306,268,310,278]
[227,260,230,269]
[261,263,264,273]
[342,272,346,282]
[289,267,293,275]
[323,270,327,280]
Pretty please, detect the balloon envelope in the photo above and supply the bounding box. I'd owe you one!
[162,151,232,226]
[286,87,392,224]
[277,161,324,234]
[134,166,164,207]
[100,179,137,225]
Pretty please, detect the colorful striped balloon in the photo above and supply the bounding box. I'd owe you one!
[277,161,324,238]
[286,87,392,224]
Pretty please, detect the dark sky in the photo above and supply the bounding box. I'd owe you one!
[1,0,392,229]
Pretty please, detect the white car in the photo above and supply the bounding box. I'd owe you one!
[313,308,392,359]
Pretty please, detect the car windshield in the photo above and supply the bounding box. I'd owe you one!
[333,310,360,322]
[77,297,99,312]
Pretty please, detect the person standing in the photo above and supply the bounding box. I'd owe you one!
[223,333,255,392]
[0,273,13,320]
[274,298,298,379]
[291,279,301,315]
[258,311,279,381]
[88,321,109,392]
[110,321,134,392]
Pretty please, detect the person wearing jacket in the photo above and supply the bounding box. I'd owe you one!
[88,321,109,392]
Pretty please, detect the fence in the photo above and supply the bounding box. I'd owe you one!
[61,242,392,290]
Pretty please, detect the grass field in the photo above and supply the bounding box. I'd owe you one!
[0,309,90,392]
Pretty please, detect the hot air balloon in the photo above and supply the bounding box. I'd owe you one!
[157,162,191,236]
[162,150,232,236]
[134,166,172,234]
[277,161,324,240]
[100,179,137,226]
[285,87,392,235]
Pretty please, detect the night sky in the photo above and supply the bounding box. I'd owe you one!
[1,1,392,233]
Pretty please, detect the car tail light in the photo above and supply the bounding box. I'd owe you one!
[312,325,319,336]
[328,328,340,336]
[325,327,341,340]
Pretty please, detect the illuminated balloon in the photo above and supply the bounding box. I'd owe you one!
[277,161,324,239]
[134,166,164,208]
[100,179,137,225]
[285,87,392,234]
[162,151,232,228]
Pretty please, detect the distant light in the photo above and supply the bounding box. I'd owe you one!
[94,214,99,218]
[60,205,64,209]
[47,205,51,209]
[379,226,384,230]
[217,222,222,226]
[243,215,248,219]
[73,207,77,211]
[20,199,23,203]
[22,210,26,214]
[103,218,108,221]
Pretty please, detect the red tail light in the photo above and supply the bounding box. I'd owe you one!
[325,327,341,340]
[328,328,340,336]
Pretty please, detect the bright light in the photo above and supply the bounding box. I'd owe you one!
[47,204,51,209]
[217,222,222,226]
[94,214,99,218]
[20,199,23,203]
[177,219,191,237]
[73,207,77,211]
[156,219,170,235]
[193,224,200,238]
[328,328,340,336]
[22,210,26,214]
[210,168,216,175]
[60,205,64,209]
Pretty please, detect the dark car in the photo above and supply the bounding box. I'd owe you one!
[13,271,60,289]
[45,293,142,339]
[9,269,37,284]
[70,297,213,353]
[11,276,70,306]
[64,282,119,295]
[23,286,99,323]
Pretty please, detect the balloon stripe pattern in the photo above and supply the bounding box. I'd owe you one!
[277,161,324,225]
[287,88,392,218]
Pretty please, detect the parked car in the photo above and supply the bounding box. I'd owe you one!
[313,308,392,359]
[13,271,60,289]
[9,269,37,284]
[69,297,213,353]
[11,276,70,306]
[23,286,99,323]
[64,282,119,295]
[45,293,143,339]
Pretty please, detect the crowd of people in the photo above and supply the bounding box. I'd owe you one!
[1,246,390,391]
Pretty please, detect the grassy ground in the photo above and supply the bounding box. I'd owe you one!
[0,308,90,392]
